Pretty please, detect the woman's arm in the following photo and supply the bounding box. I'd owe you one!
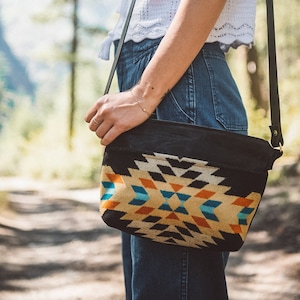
[132,0,226,108]
[85,0,226,145]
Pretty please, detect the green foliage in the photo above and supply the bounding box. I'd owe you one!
[256,0,300,149]
[0,0,299,187]
[0,100,42,175]
[0,0,117,185]
[0,100,102,184]
[0,63,108,185]
[228,0,300,159]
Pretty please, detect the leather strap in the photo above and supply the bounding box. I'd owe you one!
[104,0,136,95]
[104,0,283,148]
[266,0,284,147]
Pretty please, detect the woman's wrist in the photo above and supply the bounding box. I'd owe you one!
[130,89,151,117]
[131,81,167,114]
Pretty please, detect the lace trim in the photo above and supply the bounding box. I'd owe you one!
[99,22,254,59]
[98,0,256,59]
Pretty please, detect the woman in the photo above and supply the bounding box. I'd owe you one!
[86,1,256,299]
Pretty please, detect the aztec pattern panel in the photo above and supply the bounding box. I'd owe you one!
[100,152,266,251]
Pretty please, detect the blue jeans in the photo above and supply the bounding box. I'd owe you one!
[115,38,248,300]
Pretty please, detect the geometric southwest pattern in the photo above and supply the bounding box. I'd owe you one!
[100,152,263,251]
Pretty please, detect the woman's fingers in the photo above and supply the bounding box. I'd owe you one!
[85,91,151,145]
[84,105,98,123]
[100,125,121,146]
[93,119,128,146]
[95,120,113,140]
[89,117,102,131]
[85,95,110,123]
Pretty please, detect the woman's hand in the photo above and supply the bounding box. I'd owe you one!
[85,90,152,146]
[86,0,226,146]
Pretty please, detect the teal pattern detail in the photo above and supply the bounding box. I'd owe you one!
[238,207,255,225]
[129,186,150,206]
[200,200,222,221]
[101,182,115,200]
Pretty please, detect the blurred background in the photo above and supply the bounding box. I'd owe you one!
[0,0,119,184]
[0,0,299,299]
[0,0,299,183]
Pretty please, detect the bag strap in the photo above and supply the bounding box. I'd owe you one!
[103,0,284,148]
[104,0,136,95]
[266,0,284,148]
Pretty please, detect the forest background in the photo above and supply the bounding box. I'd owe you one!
[0,0,299,183]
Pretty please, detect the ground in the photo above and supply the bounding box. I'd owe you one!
[0,175,299,300]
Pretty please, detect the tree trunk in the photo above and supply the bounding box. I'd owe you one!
[68,0,79,150]
[247,46,268,114]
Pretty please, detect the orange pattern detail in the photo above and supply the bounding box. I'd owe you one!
[107,174,124,184]
[101,200,120,209]
[135,206,155,215]
[170,183,184,192]
[230,224,243,234]
[195,189,216,199]
[139,178,157,189]
[192,216,211,228]
[166,212,180,220]
[233,197,253,207]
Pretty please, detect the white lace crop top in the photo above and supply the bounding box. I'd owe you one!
[99,0,256,60]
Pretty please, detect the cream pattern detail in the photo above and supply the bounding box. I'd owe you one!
[99,0,256,60]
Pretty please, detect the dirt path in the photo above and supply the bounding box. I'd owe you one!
[0,177,299,300]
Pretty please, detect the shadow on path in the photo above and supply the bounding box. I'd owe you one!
[0,178,299,300]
